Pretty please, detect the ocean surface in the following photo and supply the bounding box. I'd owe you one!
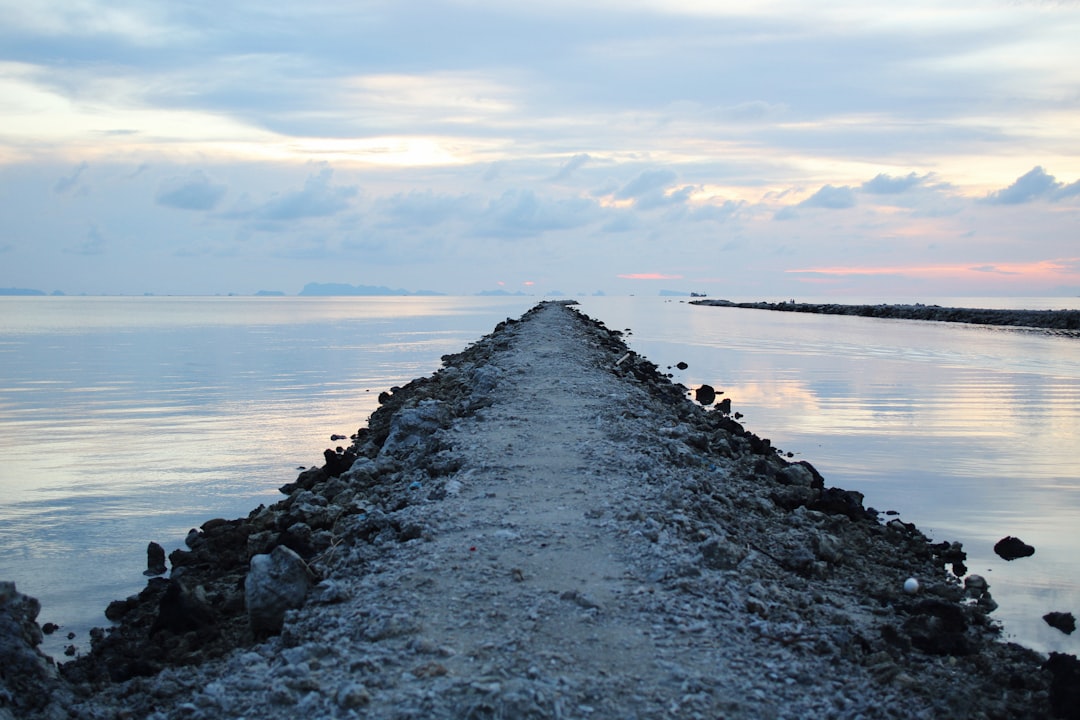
[1,295,1078,660]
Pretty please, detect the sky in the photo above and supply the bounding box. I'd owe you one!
[2,0,1080,298]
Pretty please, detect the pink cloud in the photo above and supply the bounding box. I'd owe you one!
[786,259,1080,283]
[617,273,684,280]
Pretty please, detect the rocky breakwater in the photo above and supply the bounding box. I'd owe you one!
[691,298,1080,332]
[4,300,1078,719]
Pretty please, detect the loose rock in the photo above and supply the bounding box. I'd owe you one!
[994,535,1036,561]
[1044,611,1077,635]
[144,541,168,576]
[246,546,312,638]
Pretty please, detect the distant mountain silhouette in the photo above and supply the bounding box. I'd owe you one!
[0,288,47,296]
[476,289,531,296]
[298,282,444,297]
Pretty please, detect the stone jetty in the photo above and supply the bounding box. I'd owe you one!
[3,301,1077,719]
[690,298,1080,332]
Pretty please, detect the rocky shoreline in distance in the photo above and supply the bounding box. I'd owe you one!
[690,299,1080,332]
[2,300,1079,718]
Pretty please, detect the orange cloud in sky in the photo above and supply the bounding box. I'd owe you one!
[618,273,685,280]
[787,259,1080,283]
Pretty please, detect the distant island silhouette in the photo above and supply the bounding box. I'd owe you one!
[297,282,445,297]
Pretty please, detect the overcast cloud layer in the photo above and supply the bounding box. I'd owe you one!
[2,0,1079,297]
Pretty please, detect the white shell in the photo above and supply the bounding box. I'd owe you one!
[903,577,920,594]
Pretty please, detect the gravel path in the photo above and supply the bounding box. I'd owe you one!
[7,301,1072,719]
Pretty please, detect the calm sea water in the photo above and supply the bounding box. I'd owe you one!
[1,295,1078,659]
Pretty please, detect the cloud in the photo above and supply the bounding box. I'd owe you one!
[983,166,1080,205]
[378,189,476,227]
[552,153,591,182]
[617,273,684,280]
[478,189,600,237]
[714,100,789,123]
[155,171,227,211]
[616,170,678,200]
[228,168,357,223]
[787,259,1080,283]
[861,172,926,194]
[53,162,88,194]
[611,169,695,210]
[1056,179,1080,200]
[689,199,744,222]
[773,183,857,220]
[800,184,857,209]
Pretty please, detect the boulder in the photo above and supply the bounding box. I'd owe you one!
[378,400,450,459]
[993,536,1035,561]
[150,581,216,636]
[246,546,312,638]
[1044,612,1077,635]
[1044,653,1080,719]
[699,536,746,570]
[144,541,167,576]
[694,384,716,405]
[0,581,60,717]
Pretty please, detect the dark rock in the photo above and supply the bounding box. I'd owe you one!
[934,541,967,571]
[144,541,167,576]
[777,463,820,488]
[676,361,688,370]
[280,466,327,495]
[323,447,358,478]
[1044,612,1077,635]
[793,460,825,489]
[994,536,1035,561]
[808,487,870,521]
[0,581,61,715]
[105,597,138,621]
[150,581,216,636]
[695,384,716,405]
[1044,653,1080,719]
[771,485,820,510]
[904,599,972,656]
[42,622,59,635]
[747,434,771,455]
